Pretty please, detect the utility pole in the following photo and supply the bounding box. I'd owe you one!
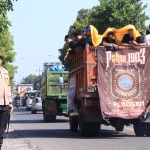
[39,66,40,76]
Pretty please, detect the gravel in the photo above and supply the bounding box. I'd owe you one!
[2,125,41,150]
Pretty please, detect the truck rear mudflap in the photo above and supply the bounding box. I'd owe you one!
[142,111,150,122]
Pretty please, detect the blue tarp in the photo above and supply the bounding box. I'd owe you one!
[49,65,68,71]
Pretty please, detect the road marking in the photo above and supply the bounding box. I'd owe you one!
[125,127,133,131]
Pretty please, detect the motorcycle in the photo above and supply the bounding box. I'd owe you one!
[15,100,20,108]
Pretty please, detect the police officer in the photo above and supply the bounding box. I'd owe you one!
[0,53,13,149]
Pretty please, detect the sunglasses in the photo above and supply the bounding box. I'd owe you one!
[0,56,3,60]
[108,32,114,35]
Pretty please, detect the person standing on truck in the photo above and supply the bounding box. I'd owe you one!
[102,28,119,50]
[0,53,13,149]
[64,35,77,60]
[73,30,92,49]
[84,25,102,47]
[112,24,146,49]
[146,25,150,35]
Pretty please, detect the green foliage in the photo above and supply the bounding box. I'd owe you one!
[89,0,150,34]
[0,28,17,81]
[58,44,69,68]
[21,74,42,90]
[0,0,18,81]
[59,9,89,67]
[68,9,89,35]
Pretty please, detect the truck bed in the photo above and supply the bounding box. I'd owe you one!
[41,71,68,100]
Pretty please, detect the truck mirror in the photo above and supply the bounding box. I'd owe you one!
[58,77,64,85]
[35,83,40,90]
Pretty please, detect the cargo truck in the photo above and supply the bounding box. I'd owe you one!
[41,67,68,122]
[67,45,150,136]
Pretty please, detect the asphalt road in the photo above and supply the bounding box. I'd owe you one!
[9,107,150,150]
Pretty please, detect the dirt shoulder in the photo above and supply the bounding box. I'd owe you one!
[2,125,41,150]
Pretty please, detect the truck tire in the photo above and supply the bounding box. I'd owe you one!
[91,122,100,136]
[26,107,30,111]
[51,114,56,122]
[146,123,150,137]
[133,119,146,137]
[43,109,50,123]
[115,125,124,132]
[69,116,78,132]
[78,108,90,136]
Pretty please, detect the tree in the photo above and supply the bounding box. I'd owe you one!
[68,9,89,35]
[58,44,69,68]
[89,0,150,34]
[0,24,17,81]
[21,74,42,90]
[0,0,18,81]
[59,9,89,67]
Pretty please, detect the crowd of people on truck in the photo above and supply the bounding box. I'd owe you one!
[64,24,150,60]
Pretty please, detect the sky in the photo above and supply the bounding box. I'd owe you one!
[7,0,150,84]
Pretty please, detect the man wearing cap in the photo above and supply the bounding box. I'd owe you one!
[146,25,150,35]
[0,54,13,149]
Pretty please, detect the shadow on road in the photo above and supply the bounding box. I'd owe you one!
[10,119,69,124]
[8,129,137,139]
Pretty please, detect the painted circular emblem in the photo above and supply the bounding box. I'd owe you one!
[117,74,134,92]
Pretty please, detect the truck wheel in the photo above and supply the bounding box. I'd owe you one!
[43,109,50,123]
[115,125,124,132]
[78,108,90,136]
[91,122,100,136]
[51,114,56,122]
[146,123,150,137]
[26,107,30,111]
[133,119,146,137]
[69,116,78,132]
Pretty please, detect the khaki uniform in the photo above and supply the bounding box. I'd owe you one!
[0,66,12,105]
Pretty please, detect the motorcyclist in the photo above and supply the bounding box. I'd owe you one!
[15,93,20,107]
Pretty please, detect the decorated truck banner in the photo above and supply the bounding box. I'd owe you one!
[97,47,150,119]
[67,76,77,111]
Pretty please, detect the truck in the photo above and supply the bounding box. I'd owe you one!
[41,62,68,122]
[67,45,150,136]
[17,84,33,96]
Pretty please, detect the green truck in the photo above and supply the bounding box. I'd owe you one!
[41,70,68,122]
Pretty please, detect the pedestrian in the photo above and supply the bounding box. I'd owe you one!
[146,25,150,35]
[0,53,13,149]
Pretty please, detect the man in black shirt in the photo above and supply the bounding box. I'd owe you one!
[121,28,146,48]
[64,35,77,60]
[102,31,119,50]
[73,31,92,49]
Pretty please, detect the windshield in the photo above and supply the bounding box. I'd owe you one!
[37,92,41,97]
[31,92,36,96]
[25,93,29,97]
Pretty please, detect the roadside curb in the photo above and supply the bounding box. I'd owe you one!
[2,125,41,150]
